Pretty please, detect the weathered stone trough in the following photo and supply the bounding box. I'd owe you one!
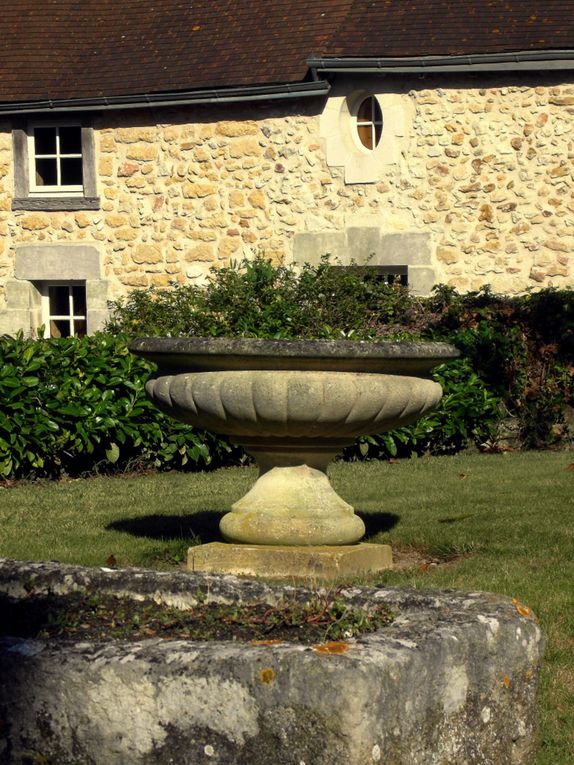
[0,559,543,765]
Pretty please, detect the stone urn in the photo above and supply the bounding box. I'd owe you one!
[130,337,459,551]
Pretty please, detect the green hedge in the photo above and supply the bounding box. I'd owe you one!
[0,332,499,479]
[107,257,573,451]
[425,285,573,448]
[104,257,418,341]
[1,258,571,479]
[0,333,237,479]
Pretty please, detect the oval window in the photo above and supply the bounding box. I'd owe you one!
[356,96,383,150]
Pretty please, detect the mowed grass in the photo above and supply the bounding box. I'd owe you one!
[0,451,572,764]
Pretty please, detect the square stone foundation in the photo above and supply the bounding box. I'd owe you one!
[187,542,393,580]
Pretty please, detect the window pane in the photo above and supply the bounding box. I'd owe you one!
[59,126,82,154]
[60,157,83,186]
[49,286,70,315]
[73,319,87,338]
[36,158,58,186]
[357,98,372,123]
[357,123,373,150]
[50,319,71,338]
[72,286,87,315]
[34,127,57,154]
[356,96,383,150]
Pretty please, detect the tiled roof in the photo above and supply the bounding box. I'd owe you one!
[0,1,349,102]
[1,1,573,105]
[327,0,574,58]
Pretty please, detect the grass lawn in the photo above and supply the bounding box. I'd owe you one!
[0,451,572,764]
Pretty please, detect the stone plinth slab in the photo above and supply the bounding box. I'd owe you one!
[187,542,393,580]
[0,559,543,765]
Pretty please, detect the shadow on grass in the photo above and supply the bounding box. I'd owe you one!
[108,510,400,545]
[356,511,400,541]
[107,511,225,545]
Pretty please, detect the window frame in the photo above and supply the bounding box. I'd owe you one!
[40,281,87,338]
[354,95,383,152]
[354,94,384,152]
[28,124,84,197]
[12,119,99,211]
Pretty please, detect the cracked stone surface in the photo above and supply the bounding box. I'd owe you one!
[0,559,543,765]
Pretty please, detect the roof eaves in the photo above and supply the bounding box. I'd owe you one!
[308,50,574,73]
[0,80,330,115]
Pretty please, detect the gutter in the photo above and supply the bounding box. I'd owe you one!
[0,80,330,116]
[3,48,571,116]
[308,49,574,74]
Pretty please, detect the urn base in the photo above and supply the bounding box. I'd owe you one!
[220,464,365,546]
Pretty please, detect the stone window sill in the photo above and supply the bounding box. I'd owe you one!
[12,197,100,212]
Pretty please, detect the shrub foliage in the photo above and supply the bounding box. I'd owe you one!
[0,333,235,478]
[1,257,572,478]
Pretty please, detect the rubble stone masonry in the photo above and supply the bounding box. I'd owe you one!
[0,73,572,328]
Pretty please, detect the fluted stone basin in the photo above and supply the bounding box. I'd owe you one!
[130,337,459,548]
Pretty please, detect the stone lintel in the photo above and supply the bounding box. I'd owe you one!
[292,231,347,266]
[15,244,101,280]
[347,225,382,261]
[378,232,432,265]
[187,542,393,580]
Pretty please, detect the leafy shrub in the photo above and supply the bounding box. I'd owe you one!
[0,333,236,479]
[105,255,417,341]
[1,259,571,479]
[424,285,573,448]
[107,257,573,452]
[346,358,500,460]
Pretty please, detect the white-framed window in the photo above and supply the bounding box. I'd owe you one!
[28,124,84,197]
[12,121,99,211]
[354,95,383,151]
[41,283,87,338]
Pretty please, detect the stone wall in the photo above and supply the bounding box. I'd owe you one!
[407,74,574,292]
[0,71,572,332]
[314,72,574,293]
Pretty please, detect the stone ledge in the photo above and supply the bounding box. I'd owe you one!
[0,558,544,765]
[187,542,393,580]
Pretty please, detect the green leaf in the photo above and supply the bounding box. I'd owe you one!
[106,442,121,463]
[59,404,91,417]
